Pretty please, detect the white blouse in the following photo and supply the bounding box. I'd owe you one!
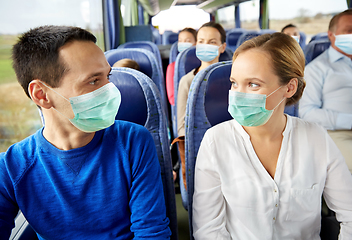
[193,116,352,240]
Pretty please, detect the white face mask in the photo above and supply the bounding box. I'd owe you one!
[334,33,352,55]
[292,35,300,43]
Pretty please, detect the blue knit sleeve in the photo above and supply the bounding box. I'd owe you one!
[0,152,20,240]
[128,126,171,239]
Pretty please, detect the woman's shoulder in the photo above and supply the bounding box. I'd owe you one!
[289,115,327,137]
[203,120,238,140]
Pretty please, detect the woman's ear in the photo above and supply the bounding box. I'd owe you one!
[285,78,298,99]
[28,80,52,109]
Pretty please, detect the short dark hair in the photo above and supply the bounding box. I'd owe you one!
[12,25,97,98]
[329,9,352,32]
[179,27,197,42]
[281,24,298,33]
[198,22,226,43]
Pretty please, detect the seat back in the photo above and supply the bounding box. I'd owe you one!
[10,212,38,240]
[226,28,247,51]
[163,31,179,45]
[299,31,307,49]
[259,29,277,34]
[304,39,331,65]
[109,68,178,240]
[185,61,233,239]
[105,48,169,120]
[236,31,261,48]
[171,46,233,138]
[169,41,179,64]
[309,32,329,43]
[118,41,164,78]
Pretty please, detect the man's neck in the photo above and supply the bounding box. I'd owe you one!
[42,109,95,150]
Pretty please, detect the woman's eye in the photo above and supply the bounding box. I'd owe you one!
[231,82,237,88]
[249,82,259,88]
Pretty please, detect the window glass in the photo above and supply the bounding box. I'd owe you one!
[268,0,348,38]
[0,0,104,151]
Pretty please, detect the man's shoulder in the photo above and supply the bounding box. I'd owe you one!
[306,49,330,69]
[106,120,151,141]
[0,132,39,184]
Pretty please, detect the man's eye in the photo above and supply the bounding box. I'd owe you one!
[89,79,98,85]
[107,73,112,80]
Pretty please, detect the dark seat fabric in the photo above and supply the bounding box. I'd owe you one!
[110,68,178,240]
[304,39,331,65]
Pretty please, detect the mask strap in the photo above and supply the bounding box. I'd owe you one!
[267,86,282,98]
[271,97,286,111]
[39,81,70,102]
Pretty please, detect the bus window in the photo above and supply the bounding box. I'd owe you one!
[151,5,210,34]
[0,0,104,152]
[268,0,348,40]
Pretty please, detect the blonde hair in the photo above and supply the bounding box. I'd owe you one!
[113,59,140,70]
[233,32,306,106]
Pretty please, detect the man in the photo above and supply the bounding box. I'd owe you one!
[299,9,352,173]
[0,26,171,239]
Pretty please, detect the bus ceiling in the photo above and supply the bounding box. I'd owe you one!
[138,0,252,16]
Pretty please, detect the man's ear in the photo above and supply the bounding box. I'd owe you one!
[28,80,52,109]
[327,30,335,44]
[284,78,298,99]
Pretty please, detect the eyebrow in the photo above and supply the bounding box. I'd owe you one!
[230,77,266,84]
[85,67,112,81]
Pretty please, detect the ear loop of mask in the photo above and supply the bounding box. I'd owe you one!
[266,86,286,111]
[38,81,74,120]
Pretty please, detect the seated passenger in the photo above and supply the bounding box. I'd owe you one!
[299,9,352,173]
[113,58,140,70]
[193,32,352,239]
[281,23,300,43]
[175,22,226,189]
[166,27,197,106]
[0,25,171,239]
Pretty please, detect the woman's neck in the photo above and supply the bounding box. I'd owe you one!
[199,57,220,71]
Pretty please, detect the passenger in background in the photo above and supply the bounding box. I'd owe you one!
[175,22,226,189]
[281,23,300,43]
[166,27,197,106]
[299,9,352,173]
[193,32,352,239]
[113,58,140,70]
[0,25,171,239]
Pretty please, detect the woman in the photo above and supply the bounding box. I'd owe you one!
[192,33,352,239]
[175,22,227,189]
[166,27,197,106]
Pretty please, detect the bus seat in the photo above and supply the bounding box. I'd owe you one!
[309,32,329,43]
[10,212,38,240]
[299,31,307,49]
[284,103,299,117]
[109,68,178,240]
[125,25,154,42]
[236,31,261,48]
[185,61,233,239]
[105,48,169,121]
[118,41,164,79]
[304,39,331,65]
[162,31,178,45]
[169,41,178,64]
[151,26,162,45]
[260,29,277,34]
[171,46,233,138]
[226,28,247,51]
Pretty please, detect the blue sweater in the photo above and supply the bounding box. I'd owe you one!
[0,121,171,239]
